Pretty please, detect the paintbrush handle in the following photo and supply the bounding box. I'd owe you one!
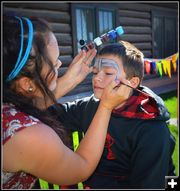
[115,82,150,97]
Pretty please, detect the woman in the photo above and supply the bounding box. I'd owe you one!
[2,15,131,189]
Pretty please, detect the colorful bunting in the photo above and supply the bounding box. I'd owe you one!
[144,53,178,78]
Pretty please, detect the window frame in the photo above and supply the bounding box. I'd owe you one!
[71,4,96,56]
[71,4,117,56]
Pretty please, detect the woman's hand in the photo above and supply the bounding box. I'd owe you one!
[65,48,97,84]
[100,79,132,110]
[54,48,96,100]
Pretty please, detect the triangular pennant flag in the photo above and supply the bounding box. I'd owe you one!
[151,61,157,74]
[171,53,178,72]
[156,61,163,77]
[144,60,151,74]
[161,60,167,75]
[166,60,171,78]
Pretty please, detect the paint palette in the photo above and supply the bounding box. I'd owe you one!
[79,26,124,51]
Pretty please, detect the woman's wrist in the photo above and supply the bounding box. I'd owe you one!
[54,74,79,100]
[64,70,80,86]
[98,102,113,112]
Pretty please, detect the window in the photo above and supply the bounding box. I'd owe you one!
[75,8,95,53]
[152,10,177,58]
[98,10,114,35]
[153,16,164,58]
[72,5,116,54]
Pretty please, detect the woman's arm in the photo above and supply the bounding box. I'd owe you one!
[3,80,131,185]
[53,49,96,99]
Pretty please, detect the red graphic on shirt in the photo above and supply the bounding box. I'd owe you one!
[105,133,115,160]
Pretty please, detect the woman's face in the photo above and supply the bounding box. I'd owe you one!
[92,54,126,99]
[41,32,62,91]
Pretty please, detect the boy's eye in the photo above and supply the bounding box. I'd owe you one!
[105,73,114,75]
[93,71,98,75]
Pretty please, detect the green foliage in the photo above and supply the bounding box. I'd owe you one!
[168,124,179,175]
[160,90,178,175]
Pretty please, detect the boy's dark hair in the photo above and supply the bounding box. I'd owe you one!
[98,41,144,84]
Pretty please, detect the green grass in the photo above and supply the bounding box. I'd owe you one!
[159,91,178,175]
[160,90,178,118]
[168,124,179,175]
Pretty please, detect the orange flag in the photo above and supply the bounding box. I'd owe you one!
[171,53,178,72]
[145,60,151,74]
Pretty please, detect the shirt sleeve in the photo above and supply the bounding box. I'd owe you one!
[3,104,39,145]
[129,121,173,189]
[61,100,83,131]
[50,99,87,132]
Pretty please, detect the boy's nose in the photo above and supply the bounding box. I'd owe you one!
[94,72,104,82]
[95,77,103,82]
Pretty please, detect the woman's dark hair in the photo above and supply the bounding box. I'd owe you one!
[98,41,144,84]
[3,14,71,147]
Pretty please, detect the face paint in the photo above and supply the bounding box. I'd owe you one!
[94,58,121,79]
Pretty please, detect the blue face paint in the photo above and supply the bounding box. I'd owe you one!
[94,58,121,79]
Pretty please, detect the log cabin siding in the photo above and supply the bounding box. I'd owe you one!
[3,2,72,66]
[116,4,152,58]
[3,2,178,96]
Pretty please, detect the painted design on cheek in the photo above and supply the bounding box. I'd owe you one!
[94,58,121,78]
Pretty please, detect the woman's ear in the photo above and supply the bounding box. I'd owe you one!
[129,77,140,88]
[15,77,34,94]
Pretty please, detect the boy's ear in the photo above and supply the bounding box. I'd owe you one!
[129,77,140,88]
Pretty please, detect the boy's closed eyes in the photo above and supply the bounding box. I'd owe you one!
[92,66,117,76]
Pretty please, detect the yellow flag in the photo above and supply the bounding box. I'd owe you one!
[166,60,171,78]
[161,60,167,75]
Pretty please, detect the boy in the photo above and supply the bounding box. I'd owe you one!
[50,41,176,189]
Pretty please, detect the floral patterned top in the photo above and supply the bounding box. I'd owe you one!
[2,103,40,189]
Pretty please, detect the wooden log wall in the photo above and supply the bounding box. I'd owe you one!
[117,3,153,58]
[3,3,72,66]
[3,2,178,96]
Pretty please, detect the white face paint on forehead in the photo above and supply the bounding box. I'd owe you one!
[94,58,121,78]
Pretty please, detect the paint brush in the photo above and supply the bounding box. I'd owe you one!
[115,82,150,98]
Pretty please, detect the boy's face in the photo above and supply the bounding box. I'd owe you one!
[92,54,126,99]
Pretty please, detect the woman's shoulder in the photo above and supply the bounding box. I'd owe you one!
[3,104,65,181]
[3,103,40,144]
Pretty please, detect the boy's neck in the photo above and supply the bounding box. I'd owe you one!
[114,101,127,110]
[114,89,133,110]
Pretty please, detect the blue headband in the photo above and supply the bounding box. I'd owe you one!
[6,16,34,81]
